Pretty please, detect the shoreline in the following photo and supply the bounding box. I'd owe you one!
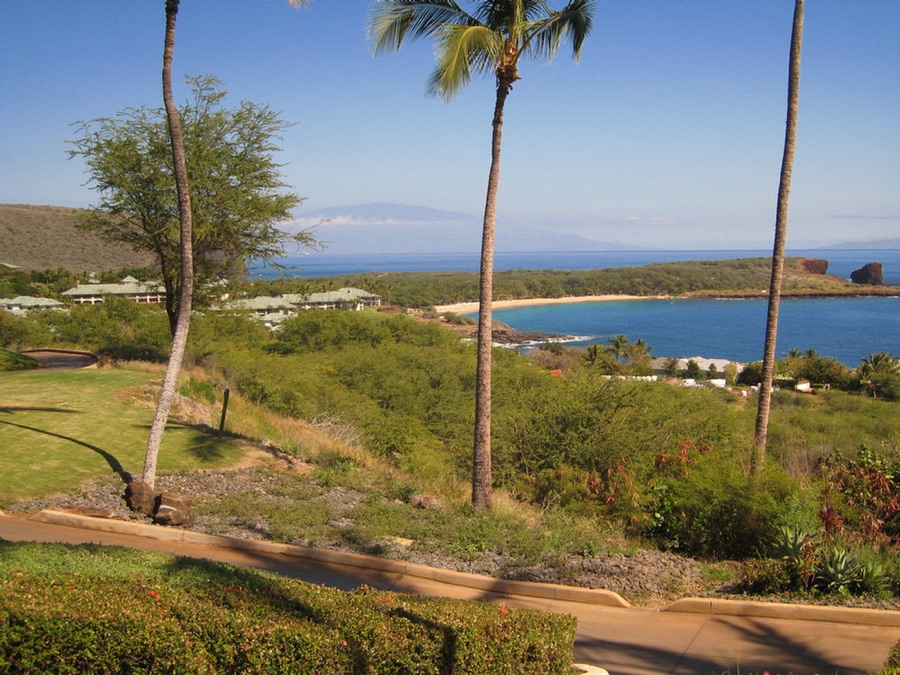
[433,289,899,315]
[434,294,663,314]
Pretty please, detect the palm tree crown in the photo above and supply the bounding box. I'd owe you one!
[370,0,593,101]
[369,0,594,509]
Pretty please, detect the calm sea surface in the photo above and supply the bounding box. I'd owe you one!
[488,296,899,367]
[264,249,900,284]
[261,249,899,366]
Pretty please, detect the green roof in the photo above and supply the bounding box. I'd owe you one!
[2,296,64,308]
[62,280,165,297]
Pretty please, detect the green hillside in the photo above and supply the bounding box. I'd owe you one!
[0,203,155,272]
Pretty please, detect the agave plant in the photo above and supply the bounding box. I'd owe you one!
[769,524,816,560]
[853,559,889,595]
[815,545,861,594]
[769,524,818,591]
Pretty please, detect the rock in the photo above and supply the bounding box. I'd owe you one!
[410,494,443,510]
[153,491,193,527]
[850,262,884,285]
[799,258,828,275]
[124,480,155,516]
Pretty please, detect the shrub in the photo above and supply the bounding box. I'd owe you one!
[0,543,578,675]
[872,373,900,401]
[649,461,799,560]
[0,347,38,371]
[737,558,792,595]
[884,639,900,673]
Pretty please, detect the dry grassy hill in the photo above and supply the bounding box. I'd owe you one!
[0,204,155,272]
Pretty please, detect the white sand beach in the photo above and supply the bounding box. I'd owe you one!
[434,294,663,314]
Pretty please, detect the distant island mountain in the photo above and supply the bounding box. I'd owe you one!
[2,202,896,273]
[817,238,900,250]
[287,202,644,253]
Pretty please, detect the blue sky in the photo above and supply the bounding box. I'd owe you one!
[1,1,897,250]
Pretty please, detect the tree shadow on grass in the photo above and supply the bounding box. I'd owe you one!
[135,420,228,463]
[0,418,129,481]
[0,406,81,415]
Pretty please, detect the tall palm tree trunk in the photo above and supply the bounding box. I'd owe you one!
[752,0,804,474]
[142,0,195,491]
[472,78,512,510]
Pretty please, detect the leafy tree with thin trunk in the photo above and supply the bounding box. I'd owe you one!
[369,0,594,510]
[142,0,312,491]
[69,75,312,337]
[752,0,804,474]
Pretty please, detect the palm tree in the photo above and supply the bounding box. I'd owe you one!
[752,0,804,475]
[369,0,594,510]
[607,334,629,363]
[141,0,195,492]
[866,352,900,374]
[627,337,650,366]
[142,0,312,492]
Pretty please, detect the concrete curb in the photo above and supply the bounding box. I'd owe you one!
[664,596,900,627]
[30,510,630,608]
[27,509,900,627]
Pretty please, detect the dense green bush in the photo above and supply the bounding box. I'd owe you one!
[645,459,799,559]
[872,373,900,401]
[0,311,32,350]
[18,297,172,361]
[0,347,38,371]
[0,542,577,674]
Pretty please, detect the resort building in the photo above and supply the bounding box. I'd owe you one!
[211,287,381,327]
[212,295,297,317]
[0,296,64,315]
[61,277,166,305]
[283,287,382,311]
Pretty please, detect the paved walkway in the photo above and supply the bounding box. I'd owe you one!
[1,510,898,674]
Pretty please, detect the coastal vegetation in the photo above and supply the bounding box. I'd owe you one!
[2,303,898,608]
[242,256,895,308]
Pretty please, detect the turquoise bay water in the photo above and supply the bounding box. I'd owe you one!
[260,248,899,366]
[487,296,899,367]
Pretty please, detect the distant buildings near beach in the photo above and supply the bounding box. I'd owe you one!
[2,276,382,329]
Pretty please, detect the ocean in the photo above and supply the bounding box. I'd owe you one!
[261,249,900,285]
[488,296,899,367]
[258,249,899,366]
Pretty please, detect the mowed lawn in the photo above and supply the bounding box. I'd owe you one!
[0,366,247,504]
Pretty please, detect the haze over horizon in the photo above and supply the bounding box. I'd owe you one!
[287,202,900,254]
[2,2,897,252]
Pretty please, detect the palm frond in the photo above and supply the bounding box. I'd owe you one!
[525,0,594,61]
[429,24,503,100]
[368,0,476,55]
[478,0,548,30]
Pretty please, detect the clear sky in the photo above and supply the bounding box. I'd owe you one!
[1,1,897,250]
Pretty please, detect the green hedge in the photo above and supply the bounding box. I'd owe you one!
[0,543,577,674]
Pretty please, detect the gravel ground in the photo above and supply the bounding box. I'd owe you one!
[9,464,899,610]
[8,465,707,606]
